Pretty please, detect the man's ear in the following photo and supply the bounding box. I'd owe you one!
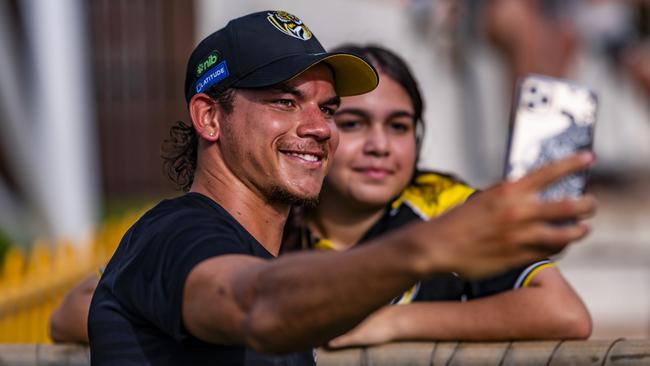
[189,93,221,142]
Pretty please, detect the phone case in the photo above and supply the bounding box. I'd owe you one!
[505,74,598,201]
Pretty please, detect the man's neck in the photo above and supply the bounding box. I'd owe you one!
[191,169,289,257]
[309,190,387,251]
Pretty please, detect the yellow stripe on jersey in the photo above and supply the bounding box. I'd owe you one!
[391,173,476,220]
[313,239,336,251]
[393,282,420,305]
[521,262,556,287]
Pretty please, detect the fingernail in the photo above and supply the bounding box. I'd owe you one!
[580,151,595,164]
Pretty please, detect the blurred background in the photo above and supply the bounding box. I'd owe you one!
[0,0,648,341]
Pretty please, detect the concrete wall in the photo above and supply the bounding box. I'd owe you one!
[1,340,648,365]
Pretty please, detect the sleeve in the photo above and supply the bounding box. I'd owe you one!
[413,273,466,302]
[465,259,555,299]
[511,259,556,288]
[397,171,476,220]
[110,212,251,341]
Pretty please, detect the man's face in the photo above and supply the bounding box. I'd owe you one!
[218,64,340,206]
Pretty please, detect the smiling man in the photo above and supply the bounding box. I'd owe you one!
[88,10,597,366]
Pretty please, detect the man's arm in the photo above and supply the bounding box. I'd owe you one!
[49,274,98,343]
[327,266,591,347]
[182,153,596,353]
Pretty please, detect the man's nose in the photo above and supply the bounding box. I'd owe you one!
[363,125,389,157]
[296,107,333,142]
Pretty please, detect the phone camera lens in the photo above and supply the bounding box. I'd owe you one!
[530,87,537,93]
[541,97,548,104]
[528,102,535,108]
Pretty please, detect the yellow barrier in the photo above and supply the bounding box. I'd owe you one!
[0,208,148,343]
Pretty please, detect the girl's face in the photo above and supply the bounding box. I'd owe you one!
[325,72,417,208]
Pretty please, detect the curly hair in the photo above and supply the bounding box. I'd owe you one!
[161,88,235,191]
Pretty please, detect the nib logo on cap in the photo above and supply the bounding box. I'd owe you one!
[196,51,221,77]
[267,11,312,41]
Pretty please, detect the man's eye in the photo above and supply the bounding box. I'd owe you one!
[320,106,336,117]
[274,99,295,108]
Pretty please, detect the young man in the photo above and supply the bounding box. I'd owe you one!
[87,10,596,365]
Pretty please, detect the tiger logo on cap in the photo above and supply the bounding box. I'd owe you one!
[267,11,312,41]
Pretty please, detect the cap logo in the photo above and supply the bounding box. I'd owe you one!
[196,51,221,77]
[267,11,312,41]
[194,60,230,95]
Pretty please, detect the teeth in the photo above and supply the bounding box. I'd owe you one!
[286,152,319,162]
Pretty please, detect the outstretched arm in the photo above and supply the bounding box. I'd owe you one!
[50,274,98,343]
[182,153,596,353]
[328,266,591,348]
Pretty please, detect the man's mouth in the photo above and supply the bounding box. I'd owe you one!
[279,148,326,164]
[283,151,322,162]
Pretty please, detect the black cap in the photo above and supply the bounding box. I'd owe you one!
[184,10,379,104]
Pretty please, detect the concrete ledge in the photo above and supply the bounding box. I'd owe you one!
[1,340,649,365]
[0,344,89,366]
[317,340,650,365]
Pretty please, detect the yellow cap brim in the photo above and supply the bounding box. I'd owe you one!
[295,53,379,97]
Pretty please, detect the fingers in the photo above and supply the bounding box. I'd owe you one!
[511,221,591,252]
[504,217,590,252]
[482,223,590,276]
[517,152,595,191]
[327,335,353,349]
[492,193,596,228]
[532,194,597,221]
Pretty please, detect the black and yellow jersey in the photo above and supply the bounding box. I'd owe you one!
[285,170,553,304]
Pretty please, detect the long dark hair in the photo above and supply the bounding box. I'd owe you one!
[161,88,235,191]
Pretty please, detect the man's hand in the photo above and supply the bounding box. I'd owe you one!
[414,152,596,279]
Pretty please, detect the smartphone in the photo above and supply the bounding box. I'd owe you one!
[504,74,598,201]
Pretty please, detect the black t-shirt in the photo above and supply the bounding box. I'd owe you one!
[88,193,314,366]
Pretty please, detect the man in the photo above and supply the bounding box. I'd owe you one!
[88,10,596,365]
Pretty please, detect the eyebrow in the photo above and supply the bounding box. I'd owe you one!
[334,108,370,118]
[323,96,341,108]
[268,82,340,107]
[387,111,415,120]
[268,82,303,98]
[335,108,414,120]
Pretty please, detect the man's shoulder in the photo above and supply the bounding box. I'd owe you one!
[149,192,224,217]
[391,170,476,220]
[116,193,257,257]
[141,193,239,233]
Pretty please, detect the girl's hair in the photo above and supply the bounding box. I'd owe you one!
[331,44,426,155]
